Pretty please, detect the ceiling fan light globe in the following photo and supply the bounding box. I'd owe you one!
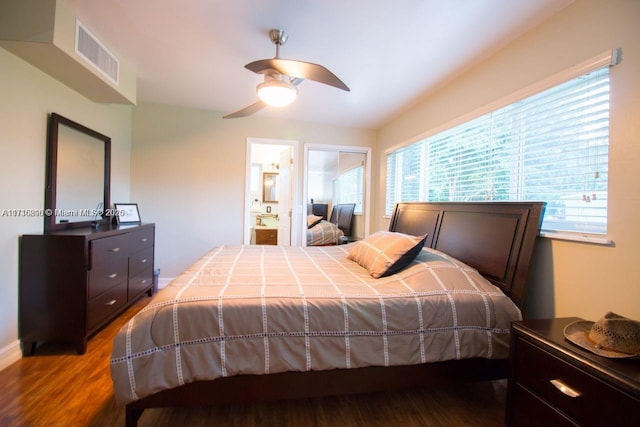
[257,79,297,107]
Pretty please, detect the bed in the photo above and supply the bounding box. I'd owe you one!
[306,219,344,245]
[112,201,545,426]
[306,203,356,246]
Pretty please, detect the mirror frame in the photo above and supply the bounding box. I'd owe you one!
[44,113,111,232]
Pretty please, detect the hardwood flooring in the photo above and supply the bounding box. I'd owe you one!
[0,297,508,426]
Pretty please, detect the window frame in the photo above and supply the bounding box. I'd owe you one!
[383,50,619,245]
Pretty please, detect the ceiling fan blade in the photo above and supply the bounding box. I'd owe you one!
[245,59,349,91]
[223,100,266,119]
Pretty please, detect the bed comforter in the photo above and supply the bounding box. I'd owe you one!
[110,244,521,405]
[307,220,344,246]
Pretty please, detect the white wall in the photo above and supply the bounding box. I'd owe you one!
[0,47,132,367]
[130,102,376,279]
[376,0,640,321]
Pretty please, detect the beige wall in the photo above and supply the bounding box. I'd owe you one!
[376,0,640,321]
[0,47,132,362]
[130,102,376,278]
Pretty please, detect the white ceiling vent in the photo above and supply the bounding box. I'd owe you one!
[75,19,119,85]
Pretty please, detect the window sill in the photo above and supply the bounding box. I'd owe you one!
[540,231,613,246]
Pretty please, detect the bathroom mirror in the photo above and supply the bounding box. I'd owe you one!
[44,113,111,231]
[262,172,278,203]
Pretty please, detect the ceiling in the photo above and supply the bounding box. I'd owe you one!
[60,0,572,129]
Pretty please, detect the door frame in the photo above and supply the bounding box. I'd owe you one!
[245,138,300,246]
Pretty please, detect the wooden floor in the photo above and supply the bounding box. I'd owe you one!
[0,297,508,427]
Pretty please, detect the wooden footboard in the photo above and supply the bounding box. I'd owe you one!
[126,358,507,426]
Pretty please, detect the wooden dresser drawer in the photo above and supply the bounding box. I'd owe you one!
[255,228,277,245]
[129,246,154,277]
[89,234,129,299]
[87,281,127,331]
[127,227,154,253]
[128,270,153,300]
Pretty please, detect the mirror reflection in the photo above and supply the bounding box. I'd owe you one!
[307,148,368,243]
[56,125,105,223]
[263,172,278,203]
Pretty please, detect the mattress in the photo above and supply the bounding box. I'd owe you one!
[110,244,521,405]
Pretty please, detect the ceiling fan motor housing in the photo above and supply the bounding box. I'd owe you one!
[269,29,288,48]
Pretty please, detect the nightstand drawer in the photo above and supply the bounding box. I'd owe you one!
[516,337,639,426]
[512,383,577,427]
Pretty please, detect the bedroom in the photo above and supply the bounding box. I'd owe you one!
[0,0,638,424]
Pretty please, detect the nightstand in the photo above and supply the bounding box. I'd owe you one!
[506,318,640,426]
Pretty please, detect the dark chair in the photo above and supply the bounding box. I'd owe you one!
[329,203,356,238]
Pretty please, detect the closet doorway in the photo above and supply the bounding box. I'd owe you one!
[245,138,300,246]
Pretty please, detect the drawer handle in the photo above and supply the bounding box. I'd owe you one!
[141,279,147,284]
[110,247,121,253]
[107,273,118,279]
[105,299,117,306]
[140,258,148,263]
[550,379,581,398]
[140,238,148,242]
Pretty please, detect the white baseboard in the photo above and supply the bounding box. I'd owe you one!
[0,340,22,371]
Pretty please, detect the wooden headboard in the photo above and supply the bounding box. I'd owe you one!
[330,203,356,237]
[389,201,545,309]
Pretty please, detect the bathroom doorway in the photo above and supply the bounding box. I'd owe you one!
[245,138,300,246]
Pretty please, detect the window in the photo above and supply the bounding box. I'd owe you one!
[334,165,364,214]
[386,65,612,235]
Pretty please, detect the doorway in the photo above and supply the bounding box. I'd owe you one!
[303,144,372,245]
[245,138,300,246]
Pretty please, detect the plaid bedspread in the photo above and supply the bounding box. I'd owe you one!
[307,220,344,245]
[110,244,521,405]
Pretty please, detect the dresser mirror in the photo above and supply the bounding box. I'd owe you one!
[44,113,111,231]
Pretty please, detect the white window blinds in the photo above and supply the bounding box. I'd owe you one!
[386,64,612,235]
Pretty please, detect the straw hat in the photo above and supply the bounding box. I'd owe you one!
[563,312,640,358]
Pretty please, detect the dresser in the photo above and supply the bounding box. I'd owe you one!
[506,318,640,426]
[19,223,155,355]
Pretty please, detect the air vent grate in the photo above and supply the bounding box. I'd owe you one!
[75,20,119,85]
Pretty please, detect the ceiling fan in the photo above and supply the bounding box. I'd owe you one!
[223,29,350,119]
